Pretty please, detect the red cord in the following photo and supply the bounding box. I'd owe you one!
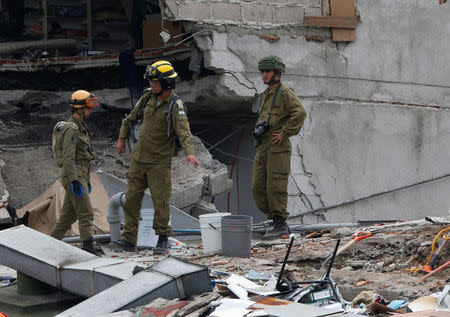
[227,129,245,213]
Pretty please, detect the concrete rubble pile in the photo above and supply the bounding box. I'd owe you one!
[0,135,232,222]
[1,216,448,316]
[91,217,450,316]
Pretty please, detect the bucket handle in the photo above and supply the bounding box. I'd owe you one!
[209,223,221,232]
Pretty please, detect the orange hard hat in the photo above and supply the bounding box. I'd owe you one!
[69,90,99,108]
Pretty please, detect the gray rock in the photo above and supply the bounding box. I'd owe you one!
[330,227,354,238]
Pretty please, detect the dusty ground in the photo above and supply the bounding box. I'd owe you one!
[0,219,448,317]
[92,220,450,304]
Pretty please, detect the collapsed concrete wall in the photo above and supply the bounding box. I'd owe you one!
[1,0,449,223]
[162,0,450,222]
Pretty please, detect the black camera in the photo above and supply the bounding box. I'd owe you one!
[253,121,270,139]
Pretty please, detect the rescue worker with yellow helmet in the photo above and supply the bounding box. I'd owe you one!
[50,90,99,254]
[114,60,199,254]
[252,56,307,239]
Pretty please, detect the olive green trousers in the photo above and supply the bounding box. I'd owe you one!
[51,177,94,242]
[121,159,172,246]
[251,144,291,220]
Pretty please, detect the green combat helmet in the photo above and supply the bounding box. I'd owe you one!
[258,55,286,73]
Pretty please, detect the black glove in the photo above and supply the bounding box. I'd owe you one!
[70,181,84,198]
[88,182,92,194]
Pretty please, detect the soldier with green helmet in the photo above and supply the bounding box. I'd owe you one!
[50,90,100,255]
[113,60,199,254]
[252,56,307,239]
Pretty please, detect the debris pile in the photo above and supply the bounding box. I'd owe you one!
[80,216,450,316]
[0,136,231,218]
[0,217,449,315]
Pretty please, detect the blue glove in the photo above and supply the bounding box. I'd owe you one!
[88,182,92,194]
[70,181,84,198]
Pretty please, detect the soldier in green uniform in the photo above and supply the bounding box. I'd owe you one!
[51,90,99,255]
[252,56,307,239]
[113,60,200,254]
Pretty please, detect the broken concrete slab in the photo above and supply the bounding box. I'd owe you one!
[96,136,232,213]
[56,270,179,317]
[0,226,96,287]
[56,256,212,317]
[0,226,148,297]
[60,258,144,297]
[0,226,212,316]
[150,256,212,298]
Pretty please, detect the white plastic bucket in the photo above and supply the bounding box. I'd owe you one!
[137,208,170,249]
[199,212,230,253]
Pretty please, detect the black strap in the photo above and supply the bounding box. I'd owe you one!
[136,90,153,121]
[262,82,282,124]
[267,83,282,123]
[166,94,180,137]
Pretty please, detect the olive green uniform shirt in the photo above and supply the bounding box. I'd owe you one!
[251,83,307,220]
[256,83,307,148]
[52,114,94,242]
[119,90,194,163]
[61,115,94,186]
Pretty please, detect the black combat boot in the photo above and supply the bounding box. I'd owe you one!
[153,235,169,255]
[262,216,290,239]
[110,239,136,252]
[82,238,100,255]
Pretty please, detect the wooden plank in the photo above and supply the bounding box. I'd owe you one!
[304,16,357,28]
[330,0,356,42]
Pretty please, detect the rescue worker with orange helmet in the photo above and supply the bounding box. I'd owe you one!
[50,90,99,255]
[114,60,199,254]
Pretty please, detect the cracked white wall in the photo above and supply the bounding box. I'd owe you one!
[175,0,450,222]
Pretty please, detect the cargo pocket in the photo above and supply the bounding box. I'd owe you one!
[270,145,291,174]
[272,172,289,193]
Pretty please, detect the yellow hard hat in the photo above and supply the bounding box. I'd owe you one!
[69,90,98,108]
[144,60,178,90]
[145,60,178,80]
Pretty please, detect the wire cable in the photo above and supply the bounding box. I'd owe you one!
[207,128,244,151]
[406,227,450,273]
[228,128,245,213]
[197,136,254,162]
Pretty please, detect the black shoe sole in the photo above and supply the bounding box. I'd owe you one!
[110,241,136,252]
